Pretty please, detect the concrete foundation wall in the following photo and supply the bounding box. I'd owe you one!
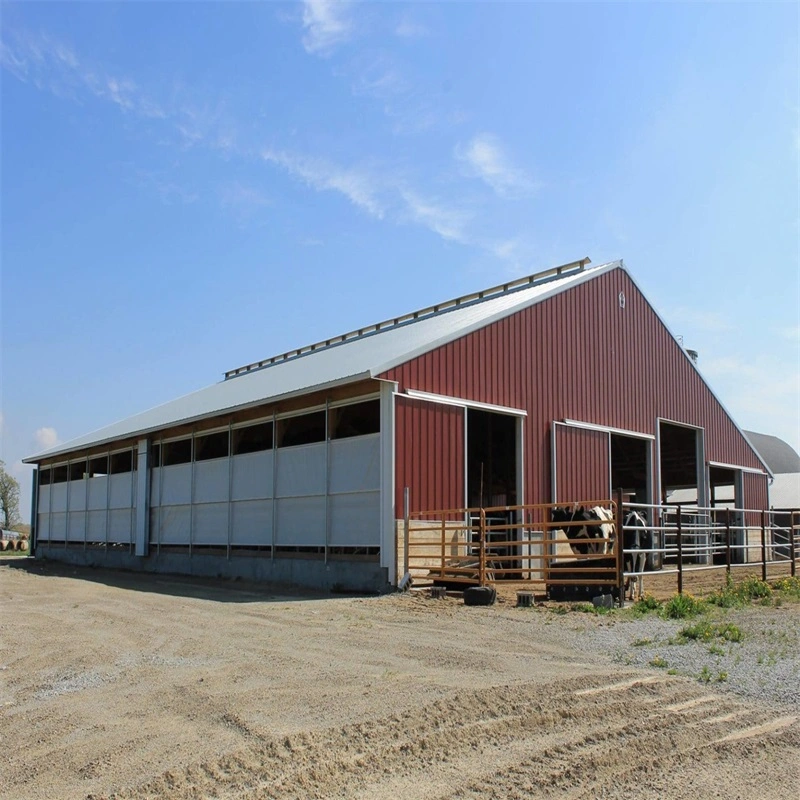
[35,546,391,594]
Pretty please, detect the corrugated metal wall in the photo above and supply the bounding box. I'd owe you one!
[553,423,610,504]
[395,396,464,514]
[382,267,766,509]
[743,471,769,526]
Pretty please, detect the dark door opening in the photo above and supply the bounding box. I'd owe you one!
[467,409,517,509]
[611,434,658,568]
[660,421,706,566]
[467,409,519,574]
[659,422,701,503]
[611,434,650,504]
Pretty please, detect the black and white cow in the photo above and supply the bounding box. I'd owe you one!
[551,505,615,556]
[623,509,654,601]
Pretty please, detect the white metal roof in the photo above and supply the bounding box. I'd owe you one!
[26,260,617,462]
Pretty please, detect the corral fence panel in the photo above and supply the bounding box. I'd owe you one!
[400,488,798,605]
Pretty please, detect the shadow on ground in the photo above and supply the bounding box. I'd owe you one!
[0,555,378,605]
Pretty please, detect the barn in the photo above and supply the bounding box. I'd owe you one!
[24,258,772,592]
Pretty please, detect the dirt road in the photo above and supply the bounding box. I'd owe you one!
[1,559,798,799]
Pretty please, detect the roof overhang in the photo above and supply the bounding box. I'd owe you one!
[23,371,373,464]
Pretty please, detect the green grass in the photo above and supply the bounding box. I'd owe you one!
[632,594,662,614]
[771,576,800,600]
[679,620,716,641]
[707,575,777,608]
[0,549,30,559]
[661,593,706,619]
[679,620,743,644]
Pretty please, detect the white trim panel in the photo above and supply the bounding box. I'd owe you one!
[562,418,655,440]
[708,460,767,475]
[404,389,527,417]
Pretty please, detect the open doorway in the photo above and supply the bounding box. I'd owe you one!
[659,420,707,565]
[709,465,744,564]
[467,409,519,572]
[709,466,740,509]
[611,434,650,504]
[467,409,517,509]
[611,433,658,568]
[659,421,704,505]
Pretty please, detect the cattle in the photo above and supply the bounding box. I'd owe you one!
[551,505,615,556]
[623,509,654,601]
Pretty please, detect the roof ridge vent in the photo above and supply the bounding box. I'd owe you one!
[223,257,591,380]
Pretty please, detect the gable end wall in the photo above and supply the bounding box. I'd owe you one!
[381,267,765,509]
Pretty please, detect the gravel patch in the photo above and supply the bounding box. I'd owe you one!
[34,668,114,700]
[548,603,800,710]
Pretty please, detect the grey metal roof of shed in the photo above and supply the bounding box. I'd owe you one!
[25,259,616,462]
[743,431,800,475]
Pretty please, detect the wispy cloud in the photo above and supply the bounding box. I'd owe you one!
[261,148,385,218]
[174,102,238,153]
[456,133,539,197]
[0,25,245,160]
[399,189,470,243]
[34,427,59,451]
[1,28,164,118]
[350,58,407,101]
[2,24,541,270]
[302,0,353,55]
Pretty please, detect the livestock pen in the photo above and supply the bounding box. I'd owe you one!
[400,489,799,604]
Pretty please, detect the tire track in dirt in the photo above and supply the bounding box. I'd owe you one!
[102,674,799,800]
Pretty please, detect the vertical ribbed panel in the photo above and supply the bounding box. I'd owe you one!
[553,424,610,504]
[382,267,766,508]
[743,472,769,526]
[395,396,464,514]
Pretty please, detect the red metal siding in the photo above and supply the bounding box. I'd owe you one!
[743,472,769,526]
[383,267,766,510]
[553,424,610,504]
[395,396,464,514]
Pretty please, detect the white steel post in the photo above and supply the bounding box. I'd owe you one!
[134,440,150,557]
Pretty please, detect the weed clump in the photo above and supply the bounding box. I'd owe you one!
[708,575,773,607]
[661,593,706,619]
[572,602,613,615]
[679,620,743,644]
[772,576,800,599]
[680,620,715,641]
[739,576,772,600]
[633,594,662,614]
[717,622,743,642]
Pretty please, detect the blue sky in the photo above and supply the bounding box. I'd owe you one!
[1,1,798,520]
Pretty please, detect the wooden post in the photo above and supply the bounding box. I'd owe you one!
[791,511,797,578]
[615,488,625,608]
[440,514,446,580]
[403,487,410,578]
[479,508,486,587]
[676,508,683,595]
[761,510,767,582]
[725,507,731,578]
